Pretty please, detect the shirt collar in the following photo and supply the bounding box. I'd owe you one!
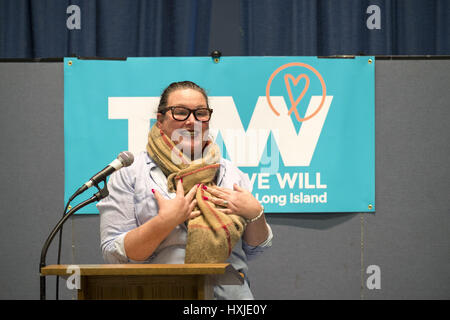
[145,152,157,168]
[216,158,227,185]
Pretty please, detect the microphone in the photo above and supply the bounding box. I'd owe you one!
[70,151,134,200]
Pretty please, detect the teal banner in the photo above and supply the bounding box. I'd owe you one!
[64,56,375,213]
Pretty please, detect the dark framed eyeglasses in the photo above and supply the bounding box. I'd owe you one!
[160,106,213,122]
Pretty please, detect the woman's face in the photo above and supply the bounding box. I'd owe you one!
[157,88,210,159]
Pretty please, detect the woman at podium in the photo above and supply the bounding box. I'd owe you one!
[97,81,273,299]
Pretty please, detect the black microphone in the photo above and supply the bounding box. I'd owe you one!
[70,151,134,200]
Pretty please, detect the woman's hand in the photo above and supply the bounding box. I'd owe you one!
[203,184,263,221]
[152,180,199,227]
[202,183,270,247]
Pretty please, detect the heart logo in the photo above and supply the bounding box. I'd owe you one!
[265,62,326,122]
[284,73,310,122]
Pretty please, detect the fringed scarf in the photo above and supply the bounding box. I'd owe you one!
[146,124,246,263]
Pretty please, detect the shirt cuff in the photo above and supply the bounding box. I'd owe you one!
[242,223,273,257]
[113,232,128,261]
[255,223,273,248]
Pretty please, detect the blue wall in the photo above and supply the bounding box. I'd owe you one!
[1,0,449,58]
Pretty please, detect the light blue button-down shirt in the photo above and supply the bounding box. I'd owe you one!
[97,151,273,299]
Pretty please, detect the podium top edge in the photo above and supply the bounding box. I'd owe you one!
[40,264,233,276]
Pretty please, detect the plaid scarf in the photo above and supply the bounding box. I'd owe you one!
[146,124,246,263]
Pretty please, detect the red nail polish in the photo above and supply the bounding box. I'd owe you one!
[202,196,208,201]
[202,185,207,190]
[151,189,155,193]
[180,178,183,183]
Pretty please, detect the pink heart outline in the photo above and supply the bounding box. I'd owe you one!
[284,73,310,122]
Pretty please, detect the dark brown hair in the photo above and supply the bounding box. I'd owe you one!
[157,81,209,113]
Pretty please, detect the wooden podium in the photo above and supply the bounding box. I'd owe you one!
[40,264,243,300]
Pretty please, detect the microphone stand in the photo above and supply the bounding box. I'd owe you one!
[39,180,109,300]
[55,200,72,300]
[54,183,85,299]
